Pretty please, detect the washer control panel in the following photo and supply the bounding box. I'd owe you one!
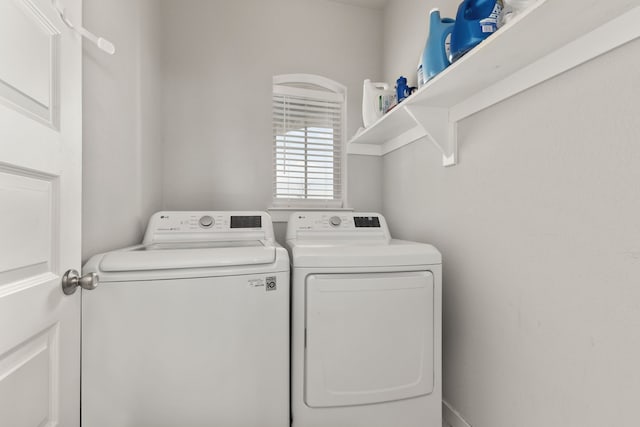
[143,211,273,244]
[151,213,263,232]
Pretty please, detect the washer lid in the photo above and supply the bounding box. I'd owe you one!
[288,239,441,268]
[99,243,276,272]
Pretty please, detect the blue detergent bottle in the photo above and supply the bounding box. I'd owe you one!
[421,9,456,83]
[396,76,411,103]
[450,0,502,62]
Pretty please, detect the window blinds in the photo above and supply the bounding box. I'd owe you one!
[272,84,344,206]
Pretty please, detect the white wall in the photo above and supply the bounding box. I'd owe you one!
[83,0,164,260]
[159,0,384,217]
[382,1,640,425]
[138,1,164,230]
[82,0,383,255]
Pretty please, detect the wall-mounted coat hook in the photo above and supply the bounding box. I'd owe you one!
[53,1,115,55]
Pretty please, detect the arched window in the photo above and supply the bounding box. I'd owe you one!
[272,74,346,208]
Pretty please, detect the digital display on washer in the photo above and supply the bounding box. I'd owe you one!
[230,216,262,228]
[353,216,381,228]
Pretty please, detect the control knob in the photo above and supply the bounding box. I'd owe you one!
[329,216,341,227]
[199,215,214,228]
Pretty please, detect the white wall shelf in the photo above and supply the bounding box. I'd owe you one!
[348,0,640,166]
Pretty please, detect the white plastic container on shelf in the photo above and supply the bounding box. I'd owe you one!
[499,0,538,26]
[362,79,395,127]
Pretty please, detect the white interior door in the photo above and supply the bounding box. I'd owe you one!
[0,0,82,425]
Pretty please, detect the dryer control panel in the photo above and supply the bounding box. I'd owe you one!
[286,212,390,241]
[143,211,274,244]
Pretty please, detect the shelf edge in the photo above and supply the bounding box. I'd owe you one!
[452,5,640,122]
[347,143,383,156]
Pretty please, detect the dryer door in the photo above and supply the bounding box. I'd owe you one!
[305,271,434,408]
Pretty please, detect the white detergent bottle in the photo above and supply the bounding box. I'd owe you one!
[362,79,395,127]
[499,0,537,26]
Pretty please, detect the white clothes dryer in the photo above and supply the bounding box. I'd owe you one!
[82,211,289,427]
[285,212,442,427]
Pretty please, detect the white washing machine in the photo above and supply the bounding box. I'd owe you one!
[82,211,289,427]
[285,212,442,427]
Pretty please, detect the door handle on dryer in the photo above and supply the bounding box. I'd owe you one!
[62,269,99,295]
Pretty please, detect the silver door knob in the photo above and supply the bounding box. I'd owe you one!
[61,269,99,295]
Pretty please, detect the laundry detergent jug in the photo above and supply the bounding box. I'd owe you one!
[362,79,395,127]
[499,0,536,26]
[450,0,502,62]
[421,8,455,83]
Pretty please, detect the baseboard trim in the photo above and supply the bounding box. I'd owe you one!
[443,400,472,427]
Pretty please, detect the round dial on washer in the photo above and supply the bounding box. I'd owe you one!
[199,215,214,228]
[329,216,341,227]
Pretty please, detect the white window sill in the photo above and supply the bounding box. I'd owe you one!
[268,207,354,223]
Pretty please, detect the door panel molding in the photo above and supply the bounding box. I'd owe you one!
[0,165,58,291]
[0,0,60,127]
[0,324,60,427]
